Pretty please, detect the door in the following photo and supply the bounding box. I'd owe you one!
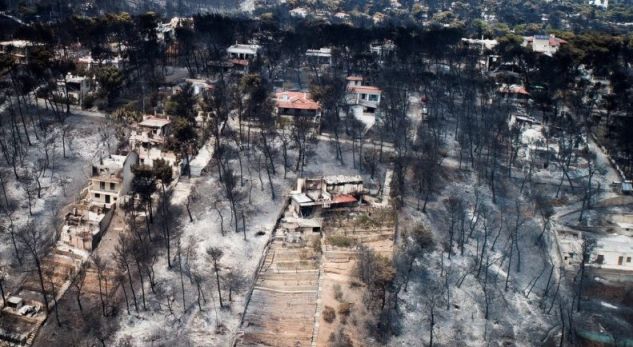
[105,195,111,204]
[618,256,624,265]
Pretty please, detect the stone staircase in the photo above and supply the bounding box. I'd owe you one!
[237,238,320,347]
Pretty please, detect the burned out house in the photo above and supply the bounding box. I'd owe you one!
[129,115,180,176]
[60,204,113,251]
[290,176,364,217]
[56,74,94,107]
[305,47,332,66]
[226,43,261,73]
[86,153,137,209]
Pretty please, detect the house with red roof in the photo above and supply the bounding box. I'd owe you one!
[522,34,567,57]
[345,76,382,113]
[498,84,530,103]
[274,91,322,120]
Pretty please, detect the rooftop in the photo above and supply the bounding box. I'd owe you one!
[499,84,529,95]
[349,85,382,94]
[526,34,567,47]
[275,91,320,110]
[92,154,127,178]
[292,193,314,205]
[332,194,357,204]
[77,55,122,64]
[306,48,332,56]
[323,175,363,185]
[595,234,633,253]
[139,116,171,128]
[227,43,261,55]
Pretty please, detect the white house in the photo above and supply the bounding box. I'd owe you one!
[185,78,214,95]
[157,17,192,42]
[57,74,93,106]
[590,0,608,9]
[522,34,567,56]
[306,48,332,65]
[345,76,382,112]
[590,235,633,271]
[275,91,321,120]
[0,40,41,64]
[87,153,137,208]
[129,115,180,177]
[227,43,261,61]
[289,7,309,18]
[137,146,179,176]
[76,54,124,70]
[369,40,396,56]
[129,115,173,149]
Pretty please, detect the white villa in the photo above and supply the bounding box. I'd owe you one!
[306,48,332,65]
[345,76,382,112]
[227,43,261,61]
[591,235,633,271]
[522,34,567,56]
[129,115,173,148]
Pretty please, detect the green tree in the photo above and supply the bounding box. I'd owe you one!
[96,66,124,106]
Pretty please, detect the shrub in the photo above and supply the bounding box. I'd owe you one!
[312,238,322,253]
[333,284,344,301]
[82,94,96,109]
[327,235,355,248]
[338,303,353,316]
[328,328,353,347]
[322,306,336,323]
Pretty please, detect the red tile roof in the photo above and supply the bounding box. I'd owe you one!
[230,59,250,66]
[332,194,357,204]
[499,85,529,95]
[349,85,382,94]
[275,91,321,110]
[549,37,567,46]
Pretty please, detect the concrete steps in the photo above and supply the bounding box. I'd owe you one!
[238,238,320,347]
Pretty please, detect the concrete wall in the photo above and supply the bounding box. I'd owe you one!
[120,151,138,197]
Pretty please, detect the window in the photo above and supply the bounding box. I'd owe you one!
[596,254,604,264]
[100,182,105,190]
[361,93,367,100]
[627,257,631,263]
[110,183,115,190]
[368,94,379,102]
[618,256,624,266]
[94,193,100,198]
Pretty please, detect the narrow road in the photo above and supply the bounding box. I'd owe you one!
[33,98,108,119]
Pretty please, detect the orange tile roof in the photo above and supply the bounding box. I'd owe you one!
[275,91,321,110]
[230,59,250,66]
[349,85,382,94]
[332,194,357,204]
[499,85,529,95]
